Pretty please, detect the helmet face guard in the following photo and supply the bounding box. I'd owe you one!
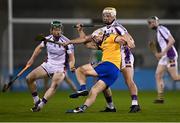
[50,21,63,39]
[102,7,116,25]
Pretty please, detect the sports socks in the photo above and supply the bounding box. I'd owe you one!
[38,98,48,109]
[131,95,138,105]
[105,96,115,109]
[157,92,164,100]
[79,84,86,91]
[32,92,40,104]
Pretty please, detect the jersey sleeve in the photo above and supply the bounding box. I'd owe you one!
[113,21,128,36]
[66,44,74,54]
[159,26,171,40]
[39,35,52,47]
[39,41,45,47]
[114,26,126,36]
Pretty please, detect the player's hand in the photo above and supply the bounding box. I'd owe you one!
[76,24,83,32]
[148,41,157,53]
[57,42,63,46]
[127,40,135,48]
[62,41,70,46]
[70,66,76,72]
[155,52,165,60]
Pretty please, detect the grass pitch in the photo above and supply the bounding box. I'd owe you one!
[0,90,180,122]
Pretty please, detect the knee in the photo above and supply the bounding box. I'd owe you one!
[76,66,86,74]
[171,75,178,81]
[26,74,35,84]
[76,67,82,73]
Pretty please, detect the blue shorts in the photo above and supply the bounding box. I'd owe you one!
[94,61,120,87]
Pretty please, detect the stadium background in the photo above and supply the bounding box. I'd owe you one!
[0,0,180,91]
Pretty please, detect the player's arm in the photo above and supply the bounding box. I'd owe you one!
[115,26,135,48]
[62,36,91,46]
[155,28,175,59]
[115,35,135,48]
[67,44,76,72]
[68,52,76,72]
[126,33,135,44]
[155,35,175,59]
[162,35,175,54]
[84,41,99,50]
[26,44,44,66]
[76,24,86,38]
[148,40,157,54]
[121,33,135,47]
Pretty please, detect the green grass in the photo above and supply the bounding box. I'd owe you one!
[0,90,180,122]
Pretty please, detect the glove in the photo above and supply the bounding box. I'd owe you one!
[148,41,157,53]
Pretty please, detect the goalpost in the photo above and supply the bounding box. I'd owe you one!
[6,0,180,90]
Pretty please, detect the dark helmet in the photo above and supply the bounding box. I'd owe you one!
[50,20,63,29]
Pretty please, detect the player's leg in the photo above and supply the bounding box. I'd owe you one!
[67,80,107,113]
[64,72,77,92]
[75,63,98,90]
[43,77,49,93]
[154,64,166,103]
[83,80,106,107]
[167,59,180,81]
[26,66,48,106]
[69,63,98,98]
[121,67,140,112]
[32,72,65,112]
[67,61,119,113]
[100,88,116,112]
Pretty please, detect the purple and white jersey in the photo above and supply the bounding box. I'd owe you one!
[100,20,134,68]
[157,25,178,59]
[101,20,128,36]
[40,34,74,68]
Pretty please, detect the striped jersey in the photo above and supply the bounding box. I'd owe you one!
[156,25,178,59]
[40,34,74,67]
[100,20,132,62]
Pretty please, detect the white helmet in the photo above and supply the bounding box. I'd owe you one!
[91,28,105,43]
[102,7,116,17]
[91,28,104,38]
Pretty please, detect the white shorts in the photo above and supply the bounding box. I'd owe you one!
[158,56,178,68]
[121,52,134,69]
[41,62,65,77]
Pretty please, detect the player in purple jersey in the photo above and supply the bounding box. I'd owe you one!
[25,20,75,112]
[99,7,140,113]
[147,16,180,103]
